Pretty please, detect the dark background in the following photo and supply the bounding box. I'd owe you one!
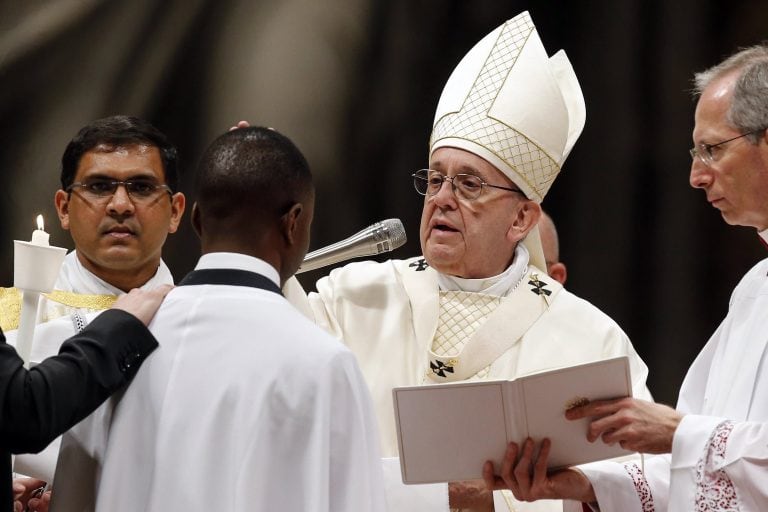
[1,0,766,403]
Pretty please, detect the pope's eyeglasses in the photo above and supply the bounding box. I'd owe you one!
[412,169,524,201]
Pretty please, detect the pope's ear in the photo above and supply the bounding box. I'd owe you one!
[507,200,541,244]
[54,189,71,230]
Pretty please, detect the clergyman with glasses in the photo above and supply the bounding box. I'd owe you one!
[3,115,184,511]
[288,12,651,512]
[484,44,768,512]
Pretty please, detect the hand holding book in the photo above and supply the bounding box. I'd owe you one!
[392,357,634,484]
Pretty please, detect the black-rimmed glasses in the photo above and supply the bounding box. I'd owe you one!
[689,129,765,166]
[412,169,524,201]
[66,179,173,202]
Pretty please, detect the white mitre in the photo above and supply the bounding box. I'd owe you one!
[429,11,586,271]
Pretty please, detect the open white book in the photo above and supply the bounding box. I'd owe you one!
[392,356,633,484]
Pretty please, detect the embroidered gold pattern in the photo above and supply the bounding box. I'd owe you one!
[44,290,117,310]
[0,288,115,332]
[0,288,22,331]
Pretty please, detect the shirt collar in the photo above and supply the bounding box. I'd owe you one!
[195,252,280,287]
[759,228,768,246]
[55,251,174,295]
[437,244,529,297]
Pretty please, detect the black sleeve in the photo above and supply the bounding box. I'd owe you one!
[0,309,158,453]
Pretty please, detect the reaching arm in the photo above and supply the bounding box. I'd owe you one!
[0,286,170,452]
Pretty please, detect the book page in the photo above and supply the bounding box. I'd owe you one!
[393,381,508,484]
[518,356,633,468]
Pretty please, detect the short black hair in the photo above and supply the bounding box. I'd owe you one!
[195,126,313,223]
[60,115,179,191]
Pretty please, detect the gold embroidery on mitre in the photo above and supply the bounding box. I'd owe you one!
[43,290,117,310]
[430,15,560,201]
[0,287,23,331]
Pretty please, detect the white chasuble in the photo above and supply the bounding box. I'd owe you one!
[297,255,651,512]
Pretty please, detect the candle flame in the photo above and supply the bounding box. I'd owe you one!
[36,214,45,231]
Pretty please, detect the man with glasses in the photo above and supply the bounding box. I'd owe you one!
[291,12,651,512]
[4,115,184,509]
[49,126,386,512]
[484,44,768,512]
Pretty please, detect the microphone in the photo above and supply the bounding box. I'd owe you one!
[297,218,407,274]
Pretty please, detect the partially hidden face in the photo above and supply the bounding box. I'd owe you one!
[55,144,185,283]
[419,147,532,278]
[690,72,768,230]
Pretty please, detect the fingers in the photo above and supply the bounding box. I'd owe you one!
[500,441,520,492]
[27,490,52,512]
[111,286,172,325]
[148,284,174,299]
[565,397,624,420]
[513,438,535,492]
[12,479,48,512]
[532,438,551,483]
[229,120,251,131]
[482,461,496,490]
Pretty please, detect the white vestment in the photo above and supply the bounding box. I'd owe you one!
[9,251,173,483]
[580,250,768,511]
[51,252,386,512]
[290,249,652,512]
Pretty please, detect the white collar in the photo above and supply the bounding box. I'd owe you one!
[55,251,174,295]
[436,244,529,297]
[759,228,768,245]
[195,252,280,288]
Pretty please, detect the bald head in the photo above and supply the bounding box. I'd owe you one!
[538,211,567,285]
[192,126,314,283]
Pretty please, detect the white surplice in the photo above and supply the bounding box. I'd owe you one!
[581,234,768,511]
[9,251,174,483]
[289,247,652,512]
[51,253,386,512]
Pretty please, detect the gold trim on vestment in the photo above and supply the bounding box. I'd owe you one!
[0,288,115,332]
[0,287,22,332]
[44,290,117,310]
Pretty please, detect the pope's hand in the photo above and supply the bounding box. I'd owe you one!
[229,120,250,131]
[482,438,596,503]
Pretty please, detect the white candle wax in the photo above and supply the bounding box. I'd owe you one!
[31,214,49,246]
[31,230,49,246]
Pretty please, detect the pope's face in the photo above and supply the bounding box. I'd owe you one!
[419,147,532,278]
[55,144,185,289]
[690,72,768,230]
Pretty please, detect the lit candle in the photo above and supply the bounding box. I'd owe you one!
[31,214,49,246]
